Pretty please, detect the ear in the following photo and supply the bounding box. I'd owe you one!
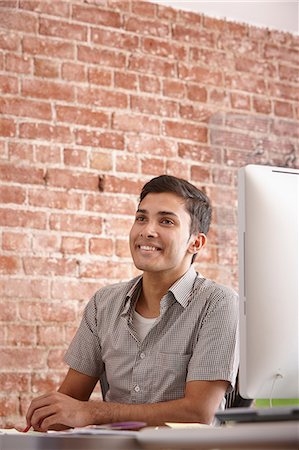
[187,233,207,255]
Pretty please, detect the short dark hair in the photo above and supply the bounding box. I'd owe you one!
[139,175,212,236]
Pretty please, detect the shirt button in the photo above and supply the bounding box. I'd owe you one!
[140,352,145,359]
[134,385,140,392]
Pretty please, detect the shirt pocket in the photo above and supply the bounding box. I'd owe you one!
[154,352,191,398]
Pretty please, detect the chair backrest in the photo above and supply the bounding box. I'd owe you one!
[225,371,253,409]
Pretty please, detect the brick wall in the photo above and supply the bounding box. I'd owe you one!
[0,0,298,427]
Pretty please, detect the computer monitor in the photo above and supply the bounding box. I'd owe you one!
[238,164,299,400]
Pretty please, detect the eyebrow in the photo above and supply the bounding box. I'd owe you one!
[136,208,179,218]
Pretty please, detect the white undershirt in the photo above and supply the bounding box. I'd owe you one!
[132,309,157,341]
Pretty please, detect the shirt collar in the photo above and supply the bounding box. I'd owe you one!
[168,265,198,308]
[123,266,199,313]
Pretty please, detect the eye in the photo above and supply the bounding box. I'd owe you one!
[135,215,145,222]
[161,218,174,226]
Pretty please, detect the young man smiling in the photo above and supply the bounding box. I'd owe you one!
[26,175,239,431]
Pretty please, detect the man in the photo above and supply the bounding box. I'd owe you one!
[26,175,239,431]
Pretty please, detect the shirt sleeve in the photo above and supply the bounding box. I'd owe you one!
[64,294,104,378]
[186,284,239,391]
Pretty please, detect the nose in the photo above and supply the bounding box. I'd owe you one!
[140,221,158,238]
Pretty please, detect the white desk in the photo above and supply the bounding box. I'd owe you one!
[0,421,298,450]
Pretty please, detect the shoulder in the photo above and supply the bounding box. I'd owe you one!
[193,276,238,313]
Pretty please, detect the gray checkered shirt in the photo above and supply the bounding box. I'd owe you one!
[64,266,239,404]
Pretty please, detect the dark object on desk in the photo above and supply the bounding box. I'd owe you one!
[215,405,299,423]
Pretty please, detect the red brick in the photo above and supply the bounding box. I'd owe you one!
[141,157,165,175]
[166,160,189,180]
[274,101,294,118]
[163,120,207,142]
[39,17,88,41]
[29,189,82,210]
[125,16,169,37]
[235,57,276,78]
[225,73,266,94]
[45,168,99,191]
[0,186,26,204]
[85,194,136,215]
[0,395,19,417]
[186,84,207,103]
[107,0,130,13]
[22,35,75,59]
[47,349,69,370]
[2,232,31,251]
[131,95,178,117]
[178,143,221,165]
[0,301,18,321]
[56,105,109,128]
[230,92,251,110]
[179,63,222,86]
[5,53,31,74]
[142,37,187,60]
[34,58,59,78]
[89,237,114,256]
[75,129,124,149]
[64,148,88,167]
[77,45,126,68]
[203,16,227,32]
[115,154,139,173]
[0,9,38,33]
[20,0,71,18]
[90,152,113,171]
[268,81,299,102]
[31,372,66,394]
[42,301,77,322]
[271,119,299,139]
[72,4,121,27]
[103,175,144,195]
[35,145,62,164]
[225,113,269,133]
[0,373,30,392]
[0,30,20,51]
[132,0,156,17]
[51,279,99,301]
[88,67,112,86]
[22,78,75,101]
[139,74,161,93]
[80,260,131,279]
[0,118,16,137]
[62,62,86,82]
[77,86,128,108]
[163,79,185,99]
[264,44,299,65]
[211,130,256,151]
[191,165,211,184]
[19,122,73,144]
[127,134,177,157]
[0,255,20,275]
[0,163,45,185]
[180,104,216,123]
[129,54,176,77]
[91,28,139,51]
[6,325,36,346]
[113,112,160,134]
[1,348,47,370]
[61,236,86,255]
[0,208,47,229]
[114,71,138,90]
[32,234,60,253]
[50,213,102,234]
[0,97,52,120]
[115,238,131,258]
[173,24,215,47]
[0,74,18,94]
[8,142,35,163]
[279,64,299,83]
[253,96,272,114]
[212,168,235,187]
[37,325,65,345]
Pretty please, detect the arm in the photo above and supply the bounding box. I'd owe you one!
[26,367,228,431]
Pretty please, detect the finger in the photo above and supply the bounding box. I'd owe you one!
[31,405,57,431]
[26,393,57,424]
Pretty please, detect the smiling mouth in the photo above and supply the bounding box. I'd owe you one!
[138,245,161,251]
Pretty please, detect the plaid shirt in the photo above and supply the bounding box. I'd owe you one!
[64,266,239,404]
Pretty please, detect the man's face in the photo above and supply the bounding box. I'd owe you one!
[129,192,195,277]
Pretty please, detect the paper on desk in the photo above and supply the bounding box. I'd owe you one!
[165,423,211,429]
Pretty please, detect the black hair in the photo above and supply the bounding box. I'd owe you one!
[139,174,212,236]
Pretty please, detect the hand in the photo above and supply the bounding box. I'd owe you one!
[26,392,92,432]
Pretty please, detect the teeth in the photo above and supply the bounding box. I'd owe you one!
[140,245,158,251]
